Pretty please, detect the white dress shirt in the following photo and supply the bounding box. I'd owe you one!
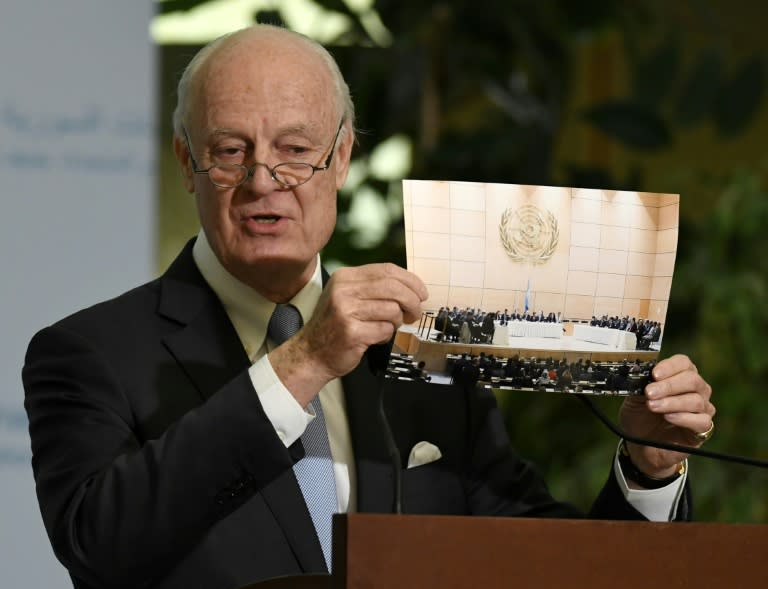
[613,441,687,521]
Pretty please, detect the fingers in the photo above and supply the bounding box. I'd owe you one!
[645,390,713,415]
[277,264,429,393]
[335,286,423,326]
[338,263,429,300]
[645,353,716,439]
[320,301,405,348]
[651,353,698,381]
[661,409,714,436]
[333,263,429,301]
[329,264,428,326]
[647,354,711,402]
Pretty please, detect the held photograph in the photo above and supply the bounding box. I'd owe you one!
[390,180,679,396]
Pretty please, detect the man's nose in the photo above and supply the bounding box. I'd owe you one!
[244,161,280,193]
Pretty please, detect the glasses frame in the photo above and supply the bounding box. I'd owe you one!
[183,118,345,189]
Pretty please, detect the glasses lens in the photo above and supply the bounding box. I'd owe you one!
[273,163,314,187]
[209,164,247,188]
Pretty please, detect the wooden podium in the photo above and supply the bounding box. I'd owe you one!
[244,513,768,588]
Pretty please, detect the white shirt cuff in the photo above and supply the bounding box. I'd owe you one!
[613,442,687,522]
[249,355,313,447]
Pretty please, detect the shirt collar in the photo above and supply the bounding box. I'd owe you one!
[192,230,323,360]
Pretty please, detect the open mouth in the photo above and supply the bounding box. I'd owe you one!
[251,215,281,224]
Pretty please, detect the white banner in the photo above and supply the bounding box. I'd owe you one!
[0,3,156,586]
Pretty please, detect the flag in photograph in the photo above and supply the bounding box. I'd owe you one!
[524,278,531,313]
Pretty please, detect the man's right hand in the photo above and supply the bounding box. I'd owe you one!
[268,263,428,407]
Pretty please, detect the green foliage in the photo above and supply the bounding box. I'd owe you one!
[713,56,766,138]
[583,101,671,150]
[664,166,768,521]
[631,35,681,106]
[674,49,722,127]
[580,49,765,160]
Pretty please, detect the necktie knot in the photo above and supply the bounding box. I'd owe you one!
[268,304,303,345]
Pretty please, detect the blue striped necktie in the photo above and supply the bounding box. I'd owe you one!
[267,304,337,571]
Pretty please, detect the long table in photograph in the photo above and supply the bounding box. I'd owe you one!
[492,320,563,345]
[572,325,637,350]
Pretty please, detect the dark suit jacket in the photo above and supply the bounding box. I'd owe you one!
[23,240,685,589]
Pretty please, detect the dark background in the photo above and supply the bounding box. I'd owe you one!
[155,0,768,522]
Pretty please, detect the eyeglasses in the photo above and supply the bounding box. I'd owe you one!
[183,119,344,189]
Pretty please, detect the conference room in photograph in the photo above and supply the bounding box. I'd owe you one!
[390,180,677,396]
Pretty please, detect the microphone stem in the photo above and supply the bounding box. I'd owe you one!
[376,371,402,514]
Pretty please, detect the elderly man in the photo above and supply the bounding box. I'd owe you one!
[23,24,715,589]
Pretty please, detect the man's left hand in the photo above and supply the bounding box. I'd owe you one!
[619,354,715,480]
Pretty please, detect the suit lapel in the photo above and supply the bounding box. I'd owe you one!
[259,473,328,573]
[157,240,327,572]
[158,241,250,401]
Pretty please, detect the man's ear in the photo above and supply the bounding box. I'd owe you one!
[172,133,196,194]
[333,124,355,190]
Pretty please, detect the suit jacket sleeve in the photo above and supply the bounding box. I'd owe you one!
[23,320,295,588]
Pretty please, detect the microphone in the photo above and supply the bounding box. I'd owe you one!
[367,338,403,514]
[366,339,393,377]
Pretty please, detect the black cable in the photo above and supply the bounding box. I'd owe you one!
[575,393,768,469]
[367,339,403,514]
[376,372,402,514]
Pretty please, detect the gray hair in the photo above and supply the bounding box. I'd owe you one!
[172,24,355,139]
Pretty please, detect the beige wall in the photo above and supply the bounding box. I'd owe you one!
[404,180,678,325]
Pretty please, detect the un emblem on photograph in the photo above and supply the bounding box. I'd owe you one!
[499,205,559,265]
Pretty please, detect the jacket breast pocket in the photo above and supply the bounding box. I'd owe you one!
[401,462,468,515]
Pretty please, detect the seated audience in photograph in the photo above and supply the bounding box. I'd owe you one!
[557,369,573,390]
[411,360,431,382]
[457,357,481,389]
[547,365,558,381]
[435,306,449,333]
[450,353,469,384]
[639,321,662,350]
[570,358,585,380]
[459,320,472,344]
[536,368,551,386]
[481,312,496,343]
[447,352,660,395]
